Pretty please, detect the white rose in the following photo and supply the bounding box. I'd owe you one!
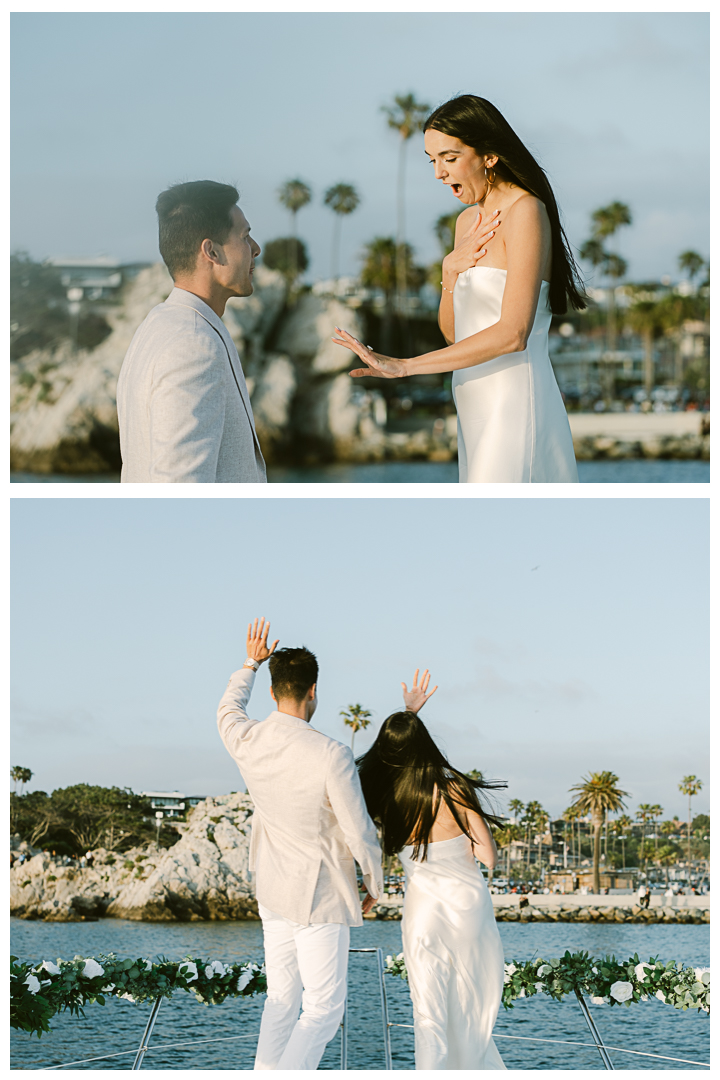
[505,963,517,976]
[534,981,544,990]
[178,961,198,982]
[25,974,41,995]
[519,988,526,997]
[634,962,653,982]
[82,959,104,979]
[101,984,116,992]
[537,964,552,977]
[120,992,135,1002]
[397,952,404,960]
[41,961,60,975]
[641,994,648,1002]
[236,969,253,992]
[694,967,710,984]
[144,960,153,972]
[655,989,666,1002]
[610,980,633,1002]
[591,996,605,1005]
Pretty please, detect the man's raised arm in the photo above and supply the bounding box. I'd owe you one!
[217,618,279,759]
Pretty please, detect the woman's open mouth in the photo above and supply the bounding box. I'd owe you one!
[450,183,463,197]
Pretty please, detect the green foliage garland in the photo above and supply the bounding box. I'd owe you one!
[385,950,709,1014]
[10,954,267,1038]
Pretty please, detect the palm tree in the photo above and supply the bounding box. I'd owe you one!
[360,236,425,353]
[624,288,665,399]
[569,771,629,893]
[278,179,312,295]
[534,807,550,880]
[522,800,544,877]
[582,202,632,402]
[11,766,33,795]
[323,183,360,292]
[382,93,430,315]
[591,202,632,350]
[615,813,634,870]
[496,823,522,881]
[655,844,678,889]
[635,804,655,870]
[678,250,705,284]
[678,776,703,865]
[562,804,580,868]
[649,804,664,854]
[340,704,372,755]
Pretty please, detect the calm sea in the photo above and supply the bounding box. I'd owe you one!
[9,460,711,484]
[11,917,709,1071]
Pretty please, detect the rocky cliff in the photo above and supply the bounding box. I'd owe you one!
[9,265,377,474]
[11,793,258,922]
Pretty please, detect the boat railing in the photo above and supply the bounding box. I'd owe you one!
[37,946,710,1071]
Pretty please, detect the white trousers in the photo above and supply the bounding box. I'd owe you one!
[254,903,350,1070]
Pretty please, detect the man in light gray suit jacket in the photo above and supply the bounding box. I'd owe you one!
[217,619,383,1070]
[117,180,266,483]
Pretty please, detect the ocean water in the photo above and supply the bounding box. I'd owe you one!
[9,459,711,484]
[11,917,709,1070]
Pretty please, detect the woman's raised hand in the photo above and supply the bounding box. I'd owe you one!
[332,327,407,379]
[401,669,438,713]
[442,208,501,283]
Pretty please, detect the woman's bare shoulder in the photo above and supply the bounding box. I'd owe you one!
[504,192,550,230]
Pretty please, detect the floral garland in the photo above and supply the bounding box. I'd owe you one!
[385,950,710,1014]
[10,953,267,1039]
[12,947,709,1041]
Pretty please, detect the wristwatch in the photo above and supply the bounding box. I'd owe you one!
[243,658,259,671]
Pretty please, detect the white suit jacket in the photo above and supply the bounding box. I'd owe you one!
[217,668,383,926]
[117,287,267,483]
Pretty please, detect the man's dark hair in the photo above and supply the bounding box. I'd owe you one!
[156,180,239,279]
[269,647,318,703]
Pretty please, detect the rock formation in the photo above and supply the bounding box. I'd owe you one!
[11,793,258,922]
[10,265,374,474]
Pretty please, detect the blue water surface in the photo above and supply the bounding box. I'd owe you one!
[10,917,709,1070]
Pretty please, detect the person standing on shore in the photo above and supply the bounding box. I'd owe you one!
[217,618,383,1070]
[117,181,266,483]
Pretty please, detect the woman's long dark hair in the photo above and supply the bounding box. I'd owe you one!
[424,94,586,315]
[357,710,506,862]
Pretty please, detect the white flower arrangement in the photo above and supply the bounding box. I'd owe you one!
[81,959,104,979]
[609,980,633,1002]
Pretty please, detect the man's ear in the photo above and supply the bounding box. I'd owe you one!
[200,238,220,265]
[308,684,317,701]
[269,687,277,703]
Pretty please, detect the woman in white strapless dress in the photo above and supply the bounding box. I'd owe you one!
[357,670,507,1070]
[334,95,586,483]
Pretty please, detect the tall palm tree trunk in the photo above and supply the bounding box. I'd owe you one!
[592,813,602,893]
[396,138,407,314]
[643,329,654,399]
[331,215,341,293]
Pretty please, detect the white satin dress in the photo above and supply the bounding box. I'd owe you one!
[398,834,506,1070]
[452,267,578,483]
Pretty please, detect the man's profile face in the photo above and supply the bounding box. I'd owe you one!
[214,206,261,298]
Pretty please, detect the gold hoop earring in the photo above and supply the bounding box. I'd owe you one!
[484,166,496,188]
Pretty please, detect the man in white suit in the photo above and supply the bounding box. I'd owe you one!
[217,618,383,1070]
[117,180,266,483]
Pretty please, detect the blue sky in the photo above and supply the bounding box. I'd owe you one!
[11,12,709,284]
[11,497,708,822]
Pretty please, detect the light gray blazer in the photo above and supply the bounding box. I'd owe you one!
[117,287,267,483]
[217,667,383,927]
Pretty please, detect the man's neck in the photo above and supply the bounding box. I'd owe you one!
[172,278,228,318]
[276,701,311,723]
